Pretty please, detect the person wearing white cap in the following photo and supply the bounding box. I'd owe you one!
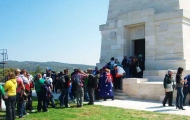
[162,69,175,107]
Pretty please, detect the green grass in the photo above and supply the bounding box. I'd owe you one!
[1,99,190,120]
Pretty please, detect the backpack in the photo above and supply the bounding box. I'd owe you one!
[55,75,66,89]
[73,74,82,87]
[45,77,51,85]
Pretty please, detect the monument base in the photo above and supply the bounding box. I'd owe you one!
[122,78,190,104]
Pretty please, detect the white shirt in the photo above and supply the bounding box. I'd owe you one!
[46,77,53,83]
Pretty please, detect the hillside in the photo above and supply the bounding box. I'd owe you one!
[2,61,95,72]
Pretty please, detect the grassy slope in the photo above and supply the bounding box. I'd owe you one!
[0,99,190,120]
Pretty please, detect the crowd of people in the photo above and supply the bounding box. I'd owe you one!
[1,54,189,119]
[0,56,134,120]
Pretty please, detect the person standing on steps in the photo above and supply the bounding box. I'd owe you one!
[176,67,187,110]
[162,69,175,107]
[122,56,129,78]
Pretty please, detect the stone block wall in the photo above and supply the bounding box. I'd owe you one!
[122,78,190,104]
[108,0,181,21]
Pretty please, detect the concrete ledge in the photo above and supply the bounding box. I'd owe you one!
[122,78,178,102]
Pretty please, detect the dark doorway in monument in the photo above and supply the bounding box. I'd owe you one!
[134,39,145,61]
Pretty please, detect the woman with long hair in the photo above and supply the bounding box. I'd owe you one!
[176,67,187,110]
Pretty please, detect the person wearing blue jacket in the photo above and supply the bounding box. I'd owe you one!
[183,74,190,105]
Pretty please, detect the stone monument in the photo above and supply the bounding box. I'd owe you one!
[97,0,190,80]
[97,0,190,101]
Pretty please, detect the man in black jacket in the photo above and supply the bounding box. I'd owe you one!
[59,69,70,108]
[87,69,98,105]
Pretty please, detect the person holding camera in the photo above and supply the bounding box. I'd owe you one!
[72,69,88,107]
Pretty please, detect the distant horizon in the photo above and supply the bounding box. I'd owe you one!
[6,60,96,66]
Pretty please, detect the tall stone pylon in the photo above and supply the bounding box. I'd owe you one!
[97,0,190,71]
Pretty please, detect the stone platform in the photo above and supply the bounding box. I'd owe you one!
[122,78,190,103]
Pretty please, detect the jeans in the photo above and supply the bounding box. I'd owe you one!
[17,93,25,117]
[76,86,84,106]
[36,91,48,112]
[176,87,184,108]
[47,93,56,108]
[60,88,69,107]
[5,96,16,120]
[84,86,89,101]
[125,68,130,78]
[69,89,73,100]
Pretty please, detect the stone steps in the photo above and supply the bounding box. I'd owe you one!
[114,90,129,100]
[114,95,129,100]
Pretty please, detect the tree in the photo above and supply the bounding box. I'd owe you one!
[34,66,43,75]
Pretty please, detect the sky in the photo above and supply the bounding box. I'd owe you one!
[0,0,109,65]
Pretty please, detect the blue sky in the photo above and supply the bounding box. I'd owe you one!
[0,0,109,65]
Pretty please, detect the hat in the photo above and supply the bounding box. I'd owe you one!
[88,68,92,70]
[16,68,21,72]
[168,69,173,73]
[114,64,117,67]
[110,57,115,61]
[46,67,52,71]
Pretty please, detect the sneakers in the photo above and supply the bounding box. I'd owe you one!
[77,105,83,108]
[30,110,35,113]
[88,103,94,105]
[24,113,29,115]
[19,116,25,118]
[65,105,70,108]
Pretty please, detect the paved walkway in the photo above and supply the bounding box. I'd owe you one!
[32,91,190,116]
[95,99,190,116]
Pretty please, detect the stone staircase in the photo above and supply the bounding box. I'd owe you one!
[114,90,129,100]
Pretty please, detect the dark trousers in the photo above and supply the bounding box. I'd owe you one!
[52,82,55,92]
[114,77,121,90]
[60,88,69,107]
[163,92,173,106]
[88,88,95,104]
[183,87,190,105]
[26,91,33,110]
[176,87,184,108]
[95,88,99,100]
[5,96,16,120]
[71,87,76,99]
[36,91,47,112]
